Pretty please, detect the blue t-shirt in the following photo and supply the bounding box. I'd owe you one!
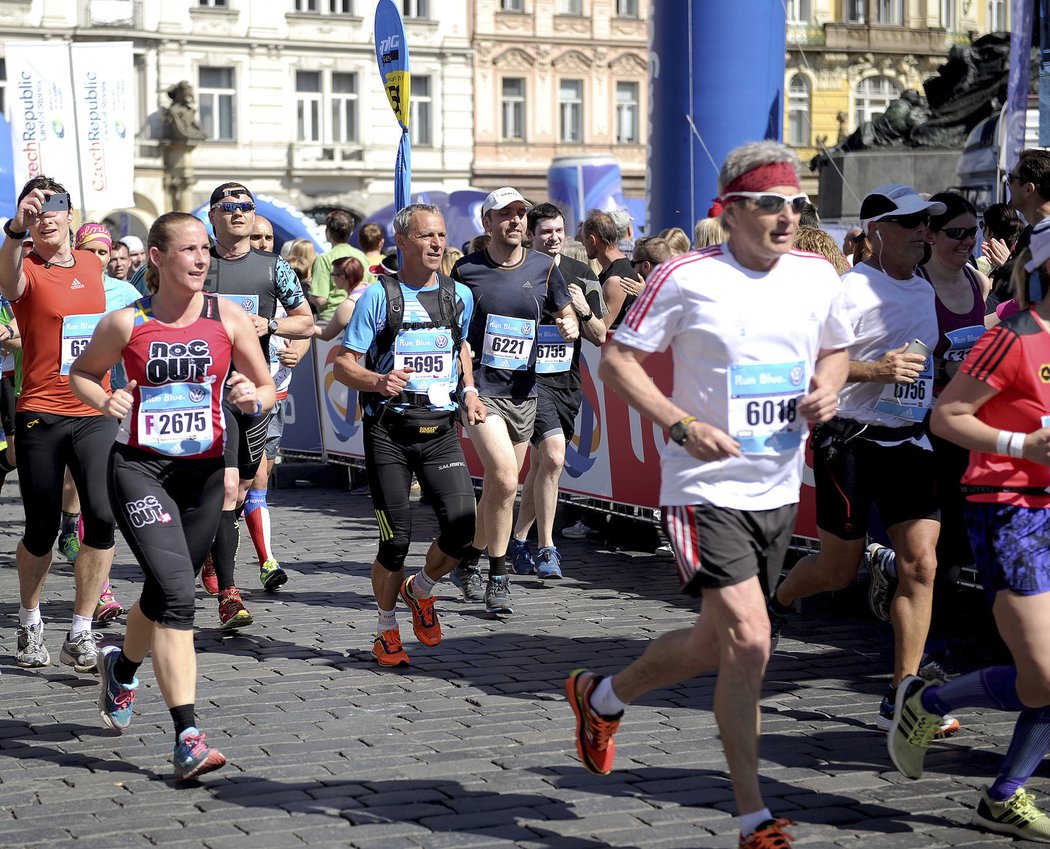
[104,275,142,389]
[343,278,473,417]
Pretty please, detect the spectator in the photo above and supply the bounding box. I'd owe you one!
[439,247,462,277]
[311,210,370,321]
[694,217,728,248]
[792,226,851,275]
[358,222,386,270]
[658,227,691,256]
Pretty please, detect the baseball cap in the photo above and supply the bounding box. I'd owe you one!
[482,187,531,216]
[859,184,946,226]
[209,182,253,207]
[122,235,144,253]
[1025,217,1050,272]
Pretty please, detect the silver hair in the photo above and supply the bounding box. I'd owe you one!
[607,208,632,241]
[717,141,800,194]
[392,203,443,235]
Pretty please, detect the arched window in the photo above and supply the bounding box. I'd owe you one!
[788,74,811,147]
[855,76,901,129]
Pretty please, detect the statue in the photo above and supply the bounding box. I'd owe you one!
[160,81,206,143]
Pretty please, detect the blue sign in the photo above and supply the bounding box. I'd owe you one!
[279,342,323,456]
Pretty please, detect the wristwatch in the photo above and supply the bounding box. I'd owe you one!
[668,416,697,446]
[3,219,28,241]
[577,310,593,323]
[267,318,279,334]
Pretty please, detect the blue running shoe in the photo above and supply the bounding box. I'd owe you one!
[173,727,227,780]
[510,538,536,575]
[536,546,563,579]
[96,646,138,732]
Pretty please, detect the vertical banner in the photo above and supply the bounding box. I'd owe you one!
[1041,0,1050,147]
[69,42,135,210]
[1004,0,1035,172]
[374,0,412,212]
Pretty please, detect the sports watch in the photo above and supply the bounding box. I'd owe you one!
[267,318,279,334]
[668,416,697,446]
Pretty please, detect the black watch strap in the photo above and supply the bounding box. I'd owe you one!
[3,220,29,241]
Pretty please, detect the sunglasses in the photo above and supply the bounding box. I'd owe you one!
[724,192,809,214]
[880,212,929,229]
[630,258,648,267]
[1005,172,1023,185]
[213,201,255,213]
[939,226,978,241]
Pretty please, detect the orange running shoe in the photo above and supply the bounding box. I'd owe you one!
[565,669,621,775]
[372,628,409,667]
[200,555,219,596]
[739,818,795,848]
[399,575,441,646]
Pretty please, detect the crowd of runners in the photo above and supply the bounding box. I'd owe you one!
[5,141,1050,847]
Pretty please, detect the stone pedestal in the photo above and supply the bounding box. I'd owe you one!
[160,142,198,212]
[816,149,962,222]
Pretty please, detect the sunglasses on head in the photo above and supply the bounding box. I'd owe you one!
[880,212,929,229]
[724,192,809,214]
[213,201,255,213]
[939,226,978,241]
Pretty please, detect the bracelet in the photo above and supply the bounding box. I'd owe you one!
[251,400,263,416]
[1008,431,1026,459]
[3,220,28,241]
[461,386,479,396]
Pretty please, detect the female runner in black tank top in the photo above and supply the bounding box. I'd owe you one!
[69,212,275,781]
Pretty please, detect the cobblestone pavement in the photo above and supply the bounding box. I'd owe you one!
[0,464,1042,848]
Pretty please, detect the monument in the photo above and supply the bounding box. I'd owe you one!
[158,81,206,212]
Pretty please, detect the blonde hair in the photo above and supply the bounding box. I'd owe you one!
[283,238,317,282]
[145,211,202,295]
[658,227,691,256]
[439,247,462,276]
[693,217,727,248]
[792,227,851,275]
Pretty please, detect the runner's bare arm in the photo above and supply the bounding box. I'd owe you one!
[798,348,849,425]
[221,298,277,415]
[848,343,925,384]
[0,190,48,302]
[333,348,413,397]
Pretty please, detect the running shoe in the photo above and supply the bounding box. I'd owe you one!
[217,587,252,630]
[740,818,796,848]
[485,575,513,614]
[509,538,536,575]
[565,669,621,775]
[887,674,944,779]
[561,520,590,539]
[58,531,80,564]
[399,575,441,646]
[972,786,1050,842]
[16,622,50,668]
[259,558,288,592]
[536,546,564,579]
[865,542,896,623]
[877,695,960,736]
[173,727,227,781]
[94,582,123,624]
[96,646,138,732]
[59,630,101,673]
[450,561,485,603]
[200,555,219,596]
[767,601,788,655]
[371,628,409,667]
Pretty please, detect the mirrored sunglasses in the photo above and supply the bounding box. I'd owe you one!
[880,212,929,229]
[213,201,255,213]
[939,226,978,241]
[724,192,809,214]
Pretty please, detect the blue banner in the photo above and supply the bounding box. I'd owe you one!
[279,342,323,457]
[1005,0,1034,171]
[375,0,412,213]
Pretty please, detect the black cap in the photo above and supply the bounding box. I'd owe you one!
[209,182,253,207]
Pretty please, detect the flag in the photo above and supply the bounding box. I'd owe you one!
[1004,0,1034,172]
[374,0,411,213]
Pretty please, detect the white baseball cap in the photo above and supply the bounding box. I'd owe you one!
[482,187,531,216]
[859,184,946,228]
[122,235,144,253]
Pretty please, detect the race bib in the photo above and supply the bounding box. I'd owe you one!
[942,325,985,362]
[136,382,215,456]
[60,313,104,375]
[726,361,808,455]
[394,328,455,394]
[218,293,259,315]
[873,359,933,422]
[481,313,535,371]
[268,305,292,394]
[535,324,572,374]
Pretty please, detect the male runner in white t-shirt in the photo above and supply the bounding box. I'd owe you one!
[566,141,854,849]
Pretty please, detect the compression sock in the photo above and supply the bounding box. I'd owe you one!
[487,553,508,578]
[211,510,239,591]
[113,650,142,685]
[921,666,1025,714]
[60,511,79,538]
[242,488,273,565]
[170,704,196,738]
[989,706,1050,801]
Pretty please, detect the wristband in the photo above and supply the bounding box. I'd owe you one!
[251,400,263,416]
[995,429,1013,456]
[1008,431,1026,459]
[3,219,28,241]
[462,386,479,396]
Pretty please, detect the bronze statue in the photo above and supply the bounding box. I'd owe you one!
[160,81,206,143]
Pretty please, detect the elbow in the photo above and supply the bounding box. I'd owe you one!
[929,406,949,440]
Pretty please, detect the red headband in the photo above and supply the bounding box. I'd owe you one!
[722,162,800,197]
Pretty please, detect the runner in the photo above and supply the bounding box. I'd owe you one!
[68,211,275,779]
[568,141,853,848]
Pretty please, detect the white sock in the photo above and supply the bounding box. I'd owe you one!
[19,605,41,628]
[590,676,627,717]
[377,605,397,633]
[69,614,93,638]
[739,808,773,837]
[412,567,438,598]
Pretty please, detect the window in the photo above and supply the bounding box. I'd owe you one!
[615,0,638,16]
[988,0,1006,29]
[296,71,322,142]
[402,0,428,16]
[785,0,810,21]
[198,0,227,6]
[294,0,352,12]
[855,76,901,128]
[788,75,811,147]
[199,66,235,141]
[873,0,903,24]
[844,0,865,22]
[557,0,582,13]
[559,79,583,144]
[615,81,639,144]
[501,77,525,141]
[500,0,523,10]
[410,75,432,146]
[940,0,955,28]
[331,72,358,143]
[0,58,6,119]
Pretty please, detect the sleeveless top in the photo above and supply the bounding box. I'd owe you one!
[918,264,986,393]
[117,294,232,459]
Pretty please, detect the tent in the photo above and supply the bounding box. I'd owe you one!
[191,193,329,254]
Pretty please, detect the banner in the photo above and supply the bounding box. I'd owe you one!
[279,341,323,456]
[1004,0,1035,172]
[374,0,412,212]
[314,336,365,460]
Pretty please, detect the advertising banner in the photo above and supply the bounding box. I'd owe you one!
[374,0,412,212]
[279,341,323,456]
[314,337,365,461]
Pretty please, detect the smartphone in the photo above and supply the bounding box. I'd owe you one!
[40,192,71,213]
[903,339,932,358]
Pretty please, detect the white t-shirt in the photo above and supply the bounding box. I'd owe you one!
[614,246,855,510]
[836,263,939,428]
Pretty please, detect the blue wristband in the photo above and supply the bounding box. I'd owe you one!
[252,400,263,416]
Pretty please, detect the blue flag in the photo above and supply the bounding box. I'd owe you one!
[375,0,411,213]
[1005,0,1034,173]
